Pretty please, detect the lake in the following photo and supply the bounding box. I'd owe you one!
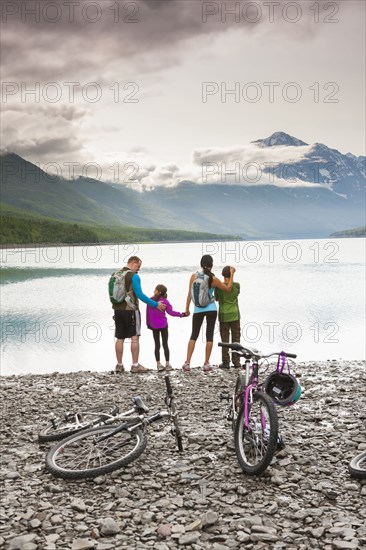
[0,239,365,376]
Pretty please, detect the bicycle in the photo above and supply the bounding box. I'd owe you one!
[45,375,183,479]
[348,450,366,479]
[219,342,299,476]
[38,400,147,443]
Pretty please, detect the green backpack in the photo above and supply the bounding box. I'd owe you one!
[108,269,136,308]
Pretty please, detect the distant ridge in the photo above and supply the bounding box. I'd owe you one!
[1,131,365,239]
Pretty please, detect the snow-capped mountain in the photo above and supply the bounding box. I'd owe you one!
[252,131,308,148]
[253,132,365,201]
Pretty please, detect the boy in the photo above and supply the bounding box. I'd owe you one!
[215,265,241,368]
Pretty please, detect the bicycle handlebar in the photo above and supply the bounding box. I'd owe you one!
[218,342,297,359]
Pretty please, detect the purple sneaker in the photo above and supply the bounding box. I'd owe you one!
[182,362,191,372]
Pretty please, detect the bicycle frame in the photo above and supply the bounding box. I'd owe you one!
[96,410,171,443]
[241,358,260,430]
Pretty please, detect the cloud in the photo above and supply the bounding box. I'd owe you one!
[191,142,321,187]
[1,0,356,83]
[1,105,86,162]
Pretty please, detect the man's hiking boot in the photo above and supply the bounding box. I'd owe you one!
[131,364,149,373]
[157,362,165,372]
[182,362,191,372]
[115,364,125,374]
[232,363,241,368]
[219,362,230,369]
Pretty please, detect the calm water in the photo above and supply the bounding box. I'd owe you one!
[1,239,365,376]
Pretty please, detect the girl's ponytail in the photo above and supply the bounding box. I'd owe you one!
[154,284,167,300]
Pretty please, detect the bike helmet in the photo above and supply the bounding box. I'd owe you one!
[263,371,301,406]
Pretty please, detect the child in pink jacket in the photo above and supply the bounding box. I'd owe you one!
[146,285,187,371]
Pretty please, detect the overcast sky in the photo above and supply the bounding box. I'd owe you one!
[1,0,365,187]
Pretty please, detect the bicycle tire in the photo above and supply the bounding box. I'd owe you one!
[46,424,147,480]
[170,400,183,452]
[164,375,183,451]
[348,450,366,479]
[232,373,245,431]
[234,391,278,476]
[38,403,119,443]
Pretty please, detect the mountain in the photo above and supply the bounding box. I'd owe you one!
[254,132,365,201]
[252,132,308,148]
[330,226,366,238]
[1,132,365,239]
[0,153,122,226]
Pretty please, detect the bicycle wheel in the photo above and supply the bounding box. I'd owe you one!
[234,391,278,476]
[38,403,119,443]
[348,450,366,479]
[46,424,147,480]
[165,375,183,452]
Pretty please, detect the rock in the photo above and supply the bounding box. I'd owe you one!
[141,511,156,524]
[332,541,359,549]
[311,527,325,538]
[171,524,185,534]
[99,518,120,536]
[8,535,37,549]
[186,519,202,531]
[71,540,96,550]
[251,525,277,535]
[71,498,87,512]
[178,532,200,545]
[157,524,172,538]
[202,511,219,527]
[29,519,41,528]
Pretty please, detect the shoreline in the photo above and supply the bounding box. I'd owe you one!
[2,235,365,250]
[1,360,365,549]
[1,358,365,378]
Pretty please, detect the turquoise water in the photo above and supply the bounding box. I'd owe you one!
[1,239,365,375]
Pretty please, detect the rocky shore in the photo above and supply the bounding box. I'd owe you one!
[1,360,365,550]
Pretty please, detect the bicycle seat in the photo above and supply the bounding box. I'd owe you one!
[133,396,149,413]
[218,342,261,357]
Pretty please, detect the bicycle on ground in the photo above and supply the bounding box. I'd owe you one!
[348,450,366,479]
[38,401,141,443]
[45,375,183,480]
[219,342,300,476]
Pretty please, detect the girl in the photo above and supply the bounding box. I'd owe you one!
[146,285,187,371]
[183,255,235,373]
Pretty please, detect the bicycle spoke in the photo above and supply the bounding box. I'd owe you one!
[52,428,139,473]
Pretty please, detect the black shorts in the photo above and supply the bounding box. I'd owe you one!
[113,310,141,340]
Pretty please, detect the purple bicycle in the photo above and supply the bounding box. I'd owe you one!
[219,342,300,476]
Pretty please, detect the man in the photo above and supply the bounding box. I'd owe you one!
[112,256,166,373]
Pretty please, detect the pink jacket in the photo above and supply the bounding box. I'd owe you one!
[146,298,185,330]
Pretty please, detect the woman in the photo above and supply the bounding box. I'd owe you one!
[182,255,235,372]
